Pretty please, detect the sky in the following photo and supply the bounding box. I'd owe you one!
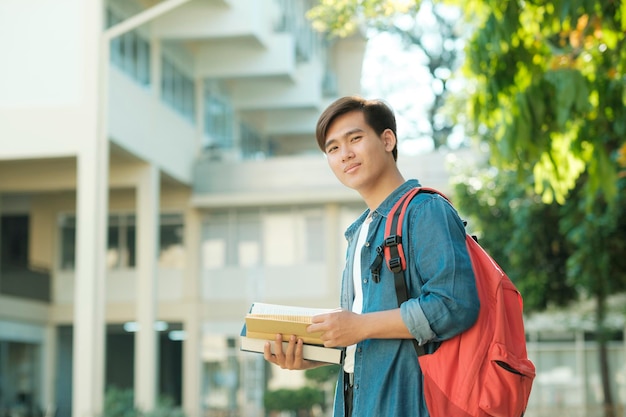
[361,31,436,154]
[358,3,469,155]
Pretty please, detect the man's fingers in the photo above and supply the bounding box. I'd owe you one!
[273,334,285,357]
[263,341,274,362]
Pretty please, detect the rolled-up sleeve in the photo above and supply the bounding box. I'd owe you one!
[400,299,436,345]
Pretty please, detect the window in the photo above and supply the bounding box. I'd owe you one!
[240,123,268,159]
[159,214,185,268]
[204,94,233,149]
[59,213,184,270]
[202,207,324,269]
[162,56,195,121]
[107,9,151,86]
[107,215,136,269]
[59,215,76,270]
[274,0,320,62]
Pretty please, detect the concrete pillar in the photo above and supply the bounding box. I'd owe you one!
[74,135,108,417]
[182,208,202,417]
[73,0,107,410]
[135,164,160,412]
[42,325,57,417]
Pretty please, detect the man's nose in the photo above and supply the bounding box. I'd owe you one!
[341,147,354,162]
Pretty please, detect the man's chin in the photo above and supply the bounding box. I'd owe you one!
[338,177,362,191]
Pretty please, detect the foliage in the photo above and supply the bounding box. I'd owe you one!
[264,387,324,415]
[102,387,186,417]
[103,386,136,417]
[307,0,417,38]
[304,364,340,385]
[452,168,576,311]
[456,0,626,206]
[560,177,626,314]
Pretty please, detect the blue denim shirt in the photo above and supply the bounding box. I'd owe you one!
[332,180,480,417]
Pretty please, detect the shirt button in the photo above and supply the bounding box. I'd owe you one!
[364,242,370,247]
[363,279,367,284]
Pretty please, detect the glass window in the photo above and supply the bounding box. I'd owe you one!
[59,213,182,270]
[136,37,150,85]
[159,214,185,268]
[106,8,151,87]
[263,212,296,266]
[201,207,325,269]
[305,212,324,263]
[204,94,233,148]
[161,56,195,122]
[59,215,76,270]
[106,215,135,269]
[240,123,268,159]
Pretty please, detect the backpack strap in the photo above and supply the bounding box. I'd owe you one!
[370,187,448,357]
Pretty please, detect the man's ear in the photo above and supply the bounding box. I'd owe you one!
[381,129,396,152]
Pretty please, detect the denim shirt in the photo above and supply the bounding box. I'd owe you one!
[332,179,480,417]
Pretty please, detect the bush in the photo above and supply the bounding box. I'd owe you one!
[264,386,324,415]
[102,387,186,417]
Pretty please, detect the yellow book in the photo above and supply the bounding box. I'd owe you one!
[244,302,338,346]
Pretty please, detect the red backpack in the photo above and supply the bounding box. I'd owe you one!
[373,187,535,417]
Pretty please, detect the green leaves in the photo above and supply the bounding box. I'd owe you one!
[463,0,625,206]
[307,0,421,38]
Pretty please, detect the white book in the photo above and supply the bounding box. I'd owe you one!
[240,328,344,365]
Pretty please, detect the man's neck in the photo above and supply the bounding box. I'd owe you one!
[360,170,406,212]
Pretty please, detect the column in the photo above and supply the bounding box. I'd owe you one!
[74,135,108,417]
[135,164,160,412]
[182,208,202,417]
[73,0,107,409]
[42,325,57,417]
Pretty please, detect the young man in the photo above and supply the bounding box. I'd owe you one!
[264,96,479,416]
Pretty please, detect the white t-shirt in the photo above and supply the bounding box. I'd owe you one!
[343,215,371,374]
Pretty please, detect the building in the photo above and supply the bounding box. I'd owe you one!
[0,1,461,417]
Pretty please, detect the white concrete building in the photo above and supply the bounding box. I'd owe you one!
[0,1,463,417]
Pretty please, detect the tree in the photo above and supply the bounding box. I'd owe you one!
[305,364,340,413]
[264,387,324,417]
[310,0,468,151]
[451,168,577,311]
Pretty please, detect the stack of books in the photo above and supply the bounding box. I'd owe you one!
[240,302,344,364]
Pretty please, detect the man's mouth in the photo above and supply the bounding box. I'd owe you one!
[344,163,360,173]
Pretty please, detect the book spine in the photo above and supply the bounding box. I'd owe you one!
[245,330,324,346]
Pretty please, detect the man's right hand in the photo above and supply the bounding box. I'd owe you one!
[263,334,325,370]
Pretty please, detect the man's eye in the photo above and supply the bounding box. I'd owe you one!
[351,136,362,142]
[327,146,338,153]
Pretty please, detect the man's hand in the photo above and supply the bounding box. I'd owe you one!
[308,309,365,347]
[263,334,325,370]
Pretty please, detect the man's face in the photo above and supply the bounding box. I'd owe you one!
[323,111,395,191]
